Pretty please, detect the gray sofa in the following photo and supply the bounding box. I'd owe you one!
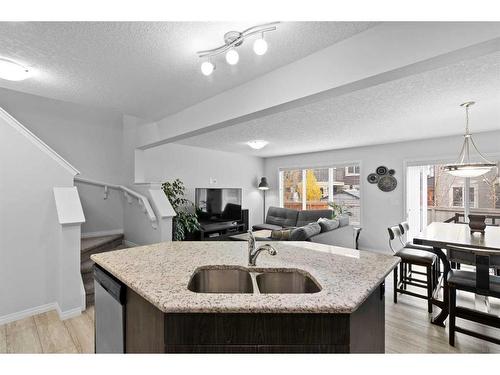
[252,206,361,249]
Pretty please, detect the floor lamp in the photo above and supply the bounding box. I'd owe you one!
[258,177,269,223]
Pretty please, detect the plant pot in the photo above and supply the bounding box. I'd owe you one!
[468,214,486,234]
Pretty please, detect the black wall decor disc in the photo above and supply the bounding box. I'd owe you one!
[376,166,388,176]
[367,173,379,184]
[378,175,397,192]
[388,169,395,175]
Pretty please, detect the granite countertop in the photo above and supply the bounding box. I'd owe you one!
[91,241,399,314]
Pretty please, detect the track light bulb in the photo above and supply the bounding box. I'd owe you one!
[253,38,268,56]
[225,49,239,65]
[201,61,215,76]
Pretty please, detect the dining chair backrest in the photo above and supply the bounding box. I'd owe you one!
[447,245,500,294]
[447,246,500,269]
[387,225,403,253]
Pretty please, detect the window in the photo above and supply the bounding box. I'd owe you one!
[281,170,303,211]
[280,164,361,225]
[406,163,499,227]
[345,165,360,176]
[451,186,475,207]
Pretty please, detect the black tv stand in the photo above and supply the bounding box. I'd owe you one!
[197,209,249,241]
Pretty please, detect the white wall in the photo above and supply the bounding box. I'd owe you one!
[264,130,500,253]
[0,109,79,322]
[0,88,125,235]
[142,143,265,228]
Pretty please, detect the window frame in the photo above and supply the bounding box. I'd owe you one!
[345,165,360,176]
[449,183,477,208]
[278,161,362,226]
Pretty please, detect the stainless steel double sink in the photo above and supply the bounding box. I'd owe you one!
[188,267,321,294]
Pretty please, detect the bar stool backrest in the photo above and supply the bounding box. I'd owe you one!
[387,225,403,253]
[447,245,500,295]
[398,221,410,246]
[399,221,410,233]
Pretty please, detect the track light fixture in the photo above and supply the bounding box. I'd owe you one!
[197,22,279,75]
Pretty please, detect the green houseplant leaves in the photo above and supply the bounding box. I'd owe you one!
[162,179,200,241]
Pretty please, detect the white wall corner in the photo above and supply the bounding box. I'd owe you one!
[57,223,85,318]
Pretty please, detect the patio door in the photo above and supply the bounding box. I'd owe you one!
[406,165,428,239]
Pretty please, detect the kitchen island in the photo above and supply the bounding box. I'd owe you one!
[91,241,399,353]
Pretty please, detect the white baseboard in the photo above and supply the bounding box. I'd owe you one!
[0,302,58,325]
[81,229,124,239]
[123,240,138,248]
[56,304,83,321]
[0,301,85,325]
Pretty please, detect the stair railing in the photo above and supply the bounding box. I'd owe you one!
[74,176,158,229]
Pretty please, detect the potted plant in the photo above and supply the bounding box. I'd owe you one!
[327,201,351,219]
[162,179,200,241]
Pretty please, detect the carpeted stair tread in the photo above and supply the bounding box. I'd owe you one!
[81,234,124,253]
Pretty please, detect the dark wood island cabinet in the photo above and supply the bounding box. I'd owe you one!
[125,282,385,353]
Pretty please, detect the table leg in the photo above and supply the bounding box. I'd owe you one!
[428,246,451,327]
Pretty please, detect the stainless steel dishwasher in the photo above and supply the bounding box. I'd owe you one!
[94,265,126,353]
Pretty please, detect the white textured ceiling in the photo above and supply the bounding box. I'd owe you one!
[178,51,500,157]
[0,21,376,120]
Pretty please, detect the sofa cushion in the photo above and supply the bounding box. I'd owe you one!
[266,206,299,227]
[290,222,321,241]
[296,209,332,227]
[317,218,340,232]
[252,223,283,231]
[270,229,292,241]
[308,225,359,249]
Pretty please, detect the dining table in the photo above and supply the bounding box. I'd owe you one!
[412,222,500,326]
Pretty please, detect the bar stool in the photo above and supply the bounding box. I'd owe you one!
[447,245,500,346]
[399,221,439,290]
[388,225,437,313]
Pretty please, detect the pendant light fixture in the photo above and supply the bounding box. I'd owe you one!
[444,101,496,178]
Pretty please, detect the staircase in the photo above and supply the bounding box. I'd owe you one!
[80,234,126,306]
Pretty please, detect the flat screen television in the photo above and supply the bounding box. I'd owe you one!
[195,188,242,223]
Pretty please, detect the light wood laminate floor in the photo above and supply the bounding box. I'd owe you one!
[0,274,499,353]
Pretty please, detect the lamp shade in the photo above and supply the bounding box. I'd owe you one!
[258,177,269,190]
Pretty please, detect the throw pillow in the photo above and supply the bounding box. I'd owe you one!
[317,218,340,232]
[270,229,292,241]
[290,222,321,241]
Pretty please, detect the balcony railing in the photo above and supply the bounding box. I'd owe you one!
[428,206,500,226]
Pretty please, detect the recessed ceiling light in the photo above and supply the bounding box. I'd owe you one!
[0,59,30,81]
[247,140,268,150]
